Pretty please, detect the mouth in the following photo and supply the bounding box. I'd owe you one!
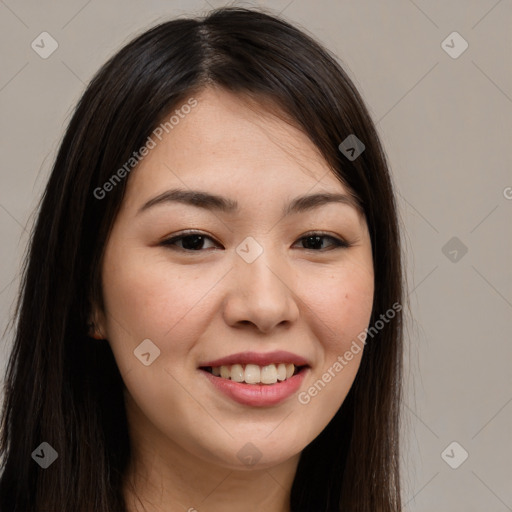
[200,363,308,385]
[198,351,311,406]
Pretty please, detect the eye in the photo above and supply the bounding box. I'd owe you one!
[160,231,351,252]
[160,231,219,251]
[293,232,351,251]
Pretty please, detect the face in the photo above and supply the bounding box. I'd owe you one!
[93,87,374,472]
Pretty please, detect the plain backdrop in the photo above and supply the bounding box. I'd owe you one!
[0,1,511,510]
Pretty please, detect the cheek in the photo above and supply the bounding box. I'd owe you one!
[300,261,374,352]
[100,247,224,368]
[293,264,373,440]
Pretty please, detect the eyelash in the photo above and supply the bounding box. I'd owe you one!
[160,230,352,252]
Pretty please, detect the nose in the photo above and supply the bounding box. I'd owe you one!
[222,247,300,334]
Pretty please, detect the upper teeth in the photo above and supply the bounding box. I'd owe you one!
[211,363,296,384]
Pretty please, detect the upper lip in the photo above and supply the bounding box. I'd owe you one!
[199,350,311,368]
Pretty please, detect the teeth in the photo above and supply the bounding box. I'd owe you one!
[231,363,244,382]
[260,364,277,384]
[276,363,287,381]
[244,364,261,384]
[208,363,299,384]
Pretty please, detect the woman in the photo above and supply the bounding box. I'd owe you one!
[0,7,404,511]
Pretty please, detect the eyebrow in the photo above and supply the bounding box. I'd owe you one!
[137,188,361,217]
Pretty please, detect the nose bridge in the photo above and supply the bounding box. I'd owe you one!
[235,235,287,292]
[225,235,299,332]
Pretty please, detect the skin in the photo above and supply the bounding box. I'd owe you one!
[91,87,374,512]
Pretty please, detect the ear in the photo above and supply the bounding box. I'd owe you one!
[88,304,107,340]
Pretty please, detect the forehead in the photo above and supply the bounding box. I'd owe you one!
[122,87,357,214]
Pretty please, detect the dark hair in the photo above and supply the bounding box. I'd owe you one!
[0,7,403,511]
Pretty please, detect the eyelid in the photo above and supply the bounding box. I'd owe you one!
[159,230,219,252]
[160,229,352,251]
[294,231,352,250]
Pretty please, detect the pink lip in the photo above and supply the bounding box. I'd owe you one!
[201,367,309,407]
[199,350,310,368]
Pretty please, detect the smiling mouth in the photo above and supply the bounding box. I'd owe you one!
[200,363,307,385]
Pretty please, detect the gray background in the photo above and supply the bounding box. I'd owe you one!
[1,1,511,510]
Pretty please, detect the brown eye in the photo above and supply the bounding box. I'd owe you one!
[295,233,351,251]
[160,231,351,253]
[161,232,219,251]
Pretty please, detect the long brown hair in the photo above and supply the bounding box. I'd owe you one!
[0,7,403,511]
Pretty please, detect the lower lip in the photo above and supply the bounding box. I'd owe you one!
[200,368,309,407]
